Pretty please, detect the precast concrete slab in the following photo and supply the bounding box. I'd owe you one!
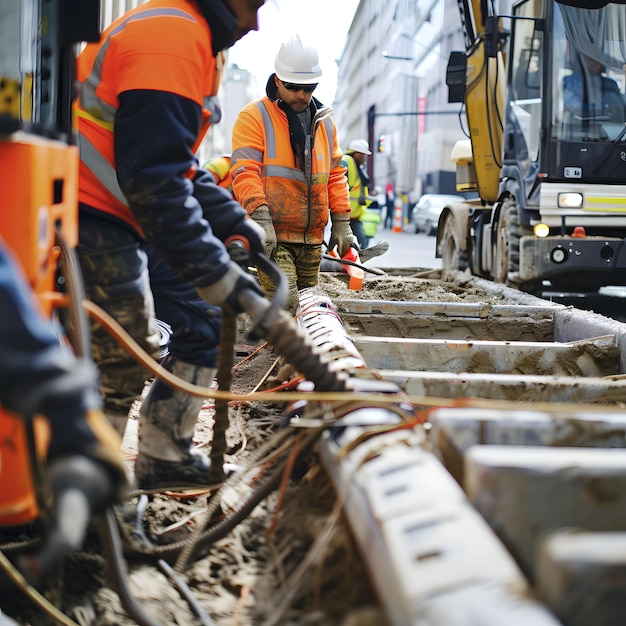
[369,369,626,404]
[335,299,556,341]
[351,335,620,377]
[319,430,562,626]
[536,529,626,626]
[465,445,626,578]
[426,408,626,483]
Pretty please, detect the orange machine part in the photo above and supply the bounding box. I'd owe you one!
[0,135,78,317]
[0,409,50,526]
[0,135,77,525]
[328,247,364,291]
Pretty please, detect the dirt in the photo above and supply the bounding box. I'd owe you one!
[318,271,499,304]
[2,326,388,626]
[1,271,618,625]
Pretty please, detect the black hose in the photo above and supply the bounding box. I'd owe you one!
[100,510,163,626]
[175,429,322,571]
[321,253,386,275]
[157,559,215,626]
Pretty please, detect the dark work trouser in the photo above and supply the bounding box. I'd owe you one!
[77,212,220,428]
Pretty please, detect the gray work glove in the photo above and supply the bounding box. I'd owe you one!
[196,262,264,314]
[328,212,354,257]
[251,204,277,258]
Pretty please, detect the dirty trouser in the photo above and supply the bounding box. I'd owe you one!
[258,242,322,315]
[76,212,221,426]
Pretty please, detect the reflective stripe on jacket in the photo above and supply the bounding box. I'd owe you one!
[230,97,350,245]
[75,0,222,230]
[342,153,369,220]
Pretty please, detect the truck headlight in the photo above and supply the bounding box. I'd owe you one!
[533,223,550,238]
[557,192,583,208]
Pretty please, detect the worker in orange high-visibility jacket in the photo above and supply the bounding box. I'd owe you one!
[231,34,352,314]
[204,155,233,193]
[74,0,268,493]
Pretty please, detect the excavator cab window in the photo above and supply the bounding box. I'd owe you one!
[552,2,626,142]
[510,2,543,162]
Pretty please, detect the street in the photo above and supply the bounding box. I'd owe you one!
[363,227,441,270]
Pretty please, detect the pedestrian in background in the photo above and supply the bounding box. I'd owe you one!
[342,139,389,257]
[384,182,395,230]
[74,0,267,492]
[231,34,353,314]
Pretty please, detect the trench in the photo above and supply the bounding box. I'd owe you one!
[310,270,626,626]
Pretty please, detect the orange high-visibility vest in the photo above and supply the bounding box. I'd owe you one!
[75,0,224,230]
[231,98,350,245]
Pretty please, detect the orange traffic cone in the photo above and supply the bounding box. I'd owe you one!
[392,198,403,233]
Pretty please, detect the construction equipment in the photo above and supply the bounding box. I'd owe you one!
[438,0,626,294]
[0,0,100,528]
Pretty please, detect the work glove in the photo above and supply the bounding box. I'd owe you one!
[251,204,277,258]
[196,261,265,314]
[328,212,354,257]
[229,216,266,259]
[19,409,128,584]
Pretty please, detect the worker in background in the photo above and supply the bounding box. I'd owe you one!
[230,34,353,314]
[0,238,127,548]
[204,154,233,193]
[74,0,268,492]
[342,139,375,249]
[563,54,623,121]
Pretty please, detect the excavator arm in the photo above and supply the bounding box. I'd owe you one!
[449,0,507,203]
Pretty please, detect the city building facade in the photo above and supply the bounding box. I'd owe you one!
[333,0,468,204]
[98,0,468,201]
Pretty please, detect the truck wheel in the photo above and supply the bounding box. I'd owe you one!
[439,213,468,278]
[493,201,519,285]
[494,201,541,294]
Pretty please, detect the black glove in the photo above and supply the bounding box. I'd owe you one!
[230,215,267,259]
[196,262,265,314]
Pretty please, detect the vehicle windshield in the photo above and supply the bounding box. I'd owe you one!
[511,2,626,151]
[552,3,626,142]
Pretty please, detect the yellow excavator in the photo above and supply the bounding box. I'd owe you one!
[438,0,626,294]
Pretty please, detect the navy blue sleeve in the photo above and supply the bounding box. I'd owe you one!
[114,90,251,287]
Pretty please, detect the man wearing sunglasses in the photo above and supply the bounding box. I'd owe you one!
[231,35,353,314]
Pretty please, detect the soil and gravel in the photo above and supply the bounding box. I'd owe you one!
[1,270,614,625]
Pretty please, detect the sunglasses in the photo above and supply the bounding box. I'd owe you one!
[281,81,318,93]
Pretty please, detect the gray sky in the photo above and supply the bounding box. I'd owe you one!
[229,0,360,104]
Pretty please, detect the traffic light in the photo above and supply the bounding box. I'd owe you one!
[377,135,386,152]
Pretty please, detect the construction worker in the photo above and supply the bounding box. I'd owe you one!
[74,0,268,491]
[343,138,376,250]
[204,154,233,193]
[231,34,353,314]
[0,238,127,530]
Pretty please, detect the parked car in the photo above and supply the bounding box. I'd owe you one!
[410,194,465,235]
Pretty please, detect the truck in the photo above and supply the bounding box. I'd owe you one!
[437,0,626,295]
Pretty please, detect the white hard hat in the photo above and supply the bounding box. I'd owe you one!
[274,35,322,84]
[347,139,372,155]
